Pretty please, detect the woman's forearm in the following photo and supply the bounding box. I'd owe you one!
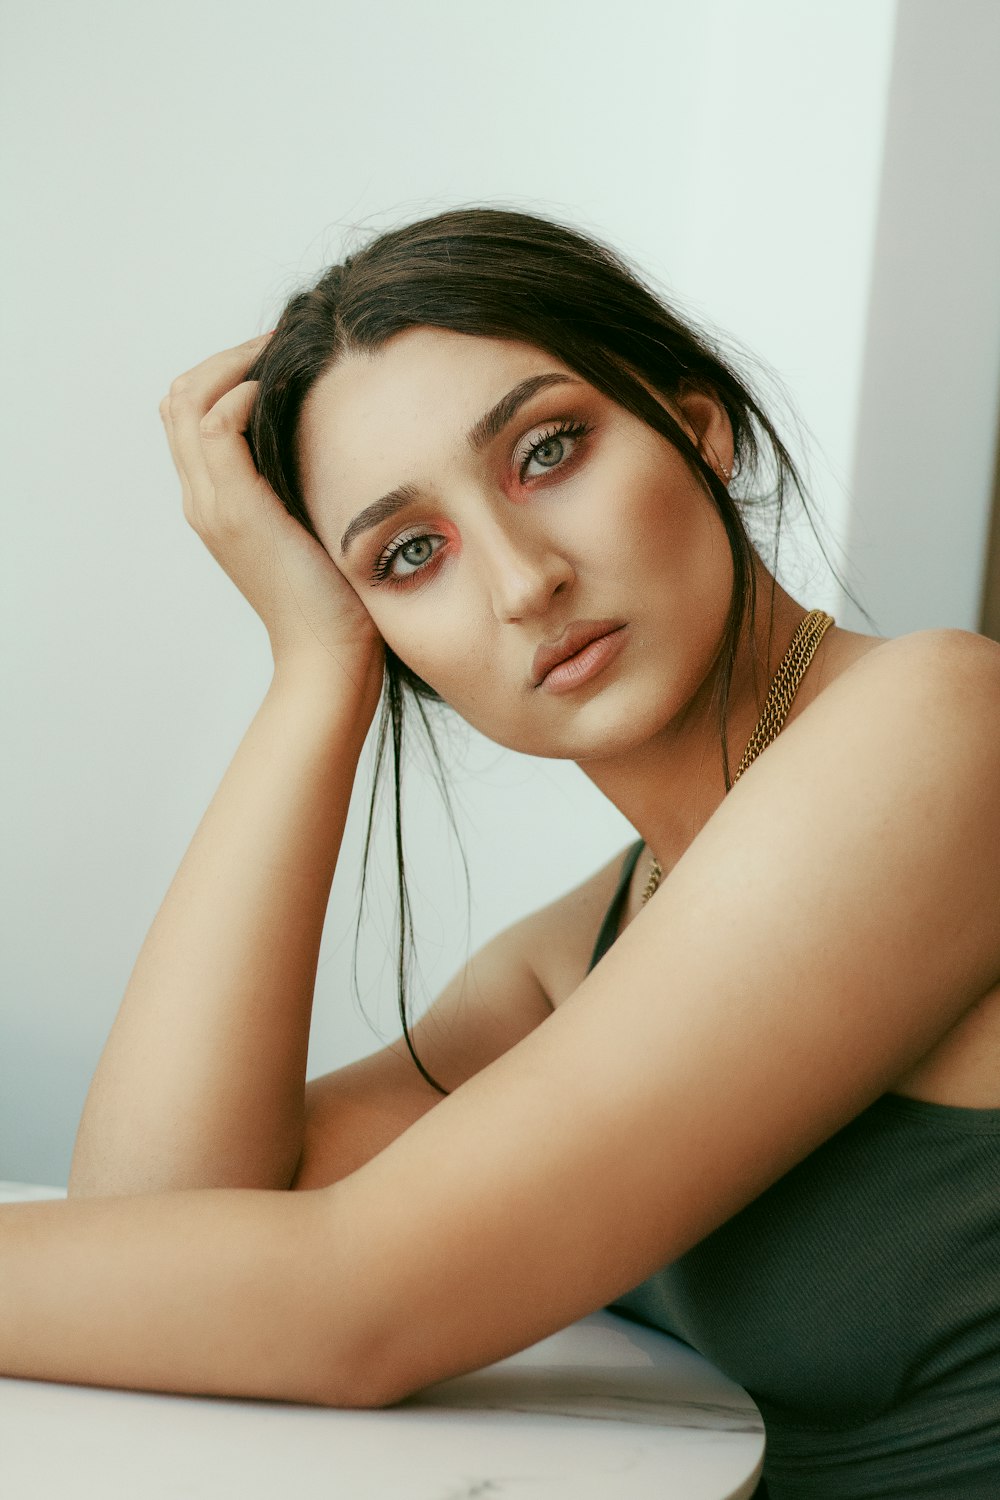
[0,1189,367,1407]
[68,663,382,1197]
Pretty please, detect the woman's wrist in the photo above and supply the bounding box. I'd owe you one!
[270,646,385,722]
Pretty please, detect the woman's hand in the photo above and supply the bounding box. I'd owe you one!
[159,334,384,698]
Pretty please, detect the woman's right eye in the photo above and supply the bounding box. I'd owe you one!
[369,532,444,587]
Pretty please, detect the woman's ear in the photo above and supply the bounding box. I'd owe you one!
[672,383,735,480]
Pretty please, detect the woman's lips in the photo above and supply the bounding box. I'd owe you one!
[535,624,628,695]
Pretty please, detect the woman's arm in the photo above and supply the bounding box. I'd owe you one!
[14,628,996,1414]
[0,1185,366,1406]
[68,664,380,1197]
[316,630,1000,1408]
[3,865,606,1404]
[70,333,387,1197]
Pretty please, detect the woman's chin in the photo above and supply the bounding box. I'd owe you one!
[461,704,666,764]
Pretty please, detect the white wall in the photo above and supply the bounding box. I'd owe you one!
[1,0,899,1184]
[843,0,1000,637]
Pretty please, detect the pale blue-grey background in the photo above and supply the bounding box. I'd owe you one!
[2,0,998,1184]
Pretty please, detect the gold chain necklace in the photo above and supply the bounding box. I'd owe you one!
[641,609,835,905]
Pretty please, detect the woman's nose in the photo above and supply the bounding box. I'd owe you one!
[479,516,576,622]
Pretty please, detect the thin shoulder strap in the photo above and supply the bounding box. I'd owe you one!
[587,839,646,973]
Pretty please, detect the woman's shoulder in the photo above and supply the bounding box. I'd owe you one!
[521,627,999,1013]
[825,624,998,684]
[776,624,998,757]
[798,626,1000,794]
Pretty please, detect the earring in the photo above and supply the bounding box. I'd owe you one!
[708,450,732,485]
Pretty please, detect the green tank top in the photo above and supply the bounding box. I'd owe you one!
[590,839,1000,1500]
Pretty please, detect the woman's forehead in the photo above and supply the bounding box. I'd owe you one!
[298,329,578,518]
[313,327,572,416]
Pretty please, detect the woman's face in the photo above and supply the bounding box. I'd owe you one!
[298,327,735,762]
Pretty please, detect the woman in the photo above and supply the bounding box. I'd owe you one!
[4,208,999,1498]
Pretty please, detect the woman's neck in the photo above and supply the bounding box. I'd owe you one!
[577,580,850,881]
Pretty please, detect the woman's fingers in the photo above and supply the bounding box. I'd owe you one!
[159,334,274,519]
[156,333,384,679]
[158,398,194,515]
[195,381,275,529]
[170,333,273,411]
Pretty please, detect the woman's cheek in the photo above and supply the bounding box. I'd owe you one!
[377,524,459,683]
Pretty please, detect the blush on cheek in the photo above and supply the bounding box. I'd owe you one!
[500,469,541,506]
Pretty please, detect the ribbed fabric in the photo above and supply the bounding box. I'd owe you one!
[590,839,1000,1499]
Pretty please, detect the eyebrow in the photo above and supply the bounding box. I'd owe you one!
[338,372,581,556]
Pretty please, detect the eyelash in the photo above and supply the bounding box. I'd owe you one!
[368,418,592,588]
[515,418,591,481]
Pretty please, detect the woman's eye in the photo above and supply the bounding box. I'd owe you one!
[519,420,590,481]
[370,532,443,586]
[530,436,565,469]
[397,536,435,570]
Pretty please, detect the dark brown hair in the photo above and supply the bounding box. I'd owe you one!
[243,206,874,1095]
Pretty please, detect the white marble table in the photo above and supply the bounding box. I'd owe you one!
[0,1183,765,1499]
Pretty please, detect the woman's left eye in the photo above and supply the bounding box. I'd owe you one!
[518,420,591,481]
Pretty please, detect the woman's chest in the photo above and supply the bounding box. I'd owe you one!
[606,1096,1000,1428]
